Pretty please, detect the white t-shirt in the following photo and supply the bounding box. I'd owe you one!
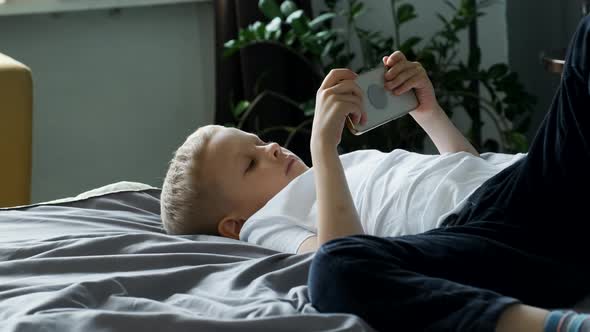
[239,149,525,253]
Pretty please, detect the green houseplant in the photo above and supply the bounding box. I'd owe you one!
[223,0,536,155]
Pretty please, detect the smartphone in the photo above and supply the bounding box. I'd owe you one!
[346,66,419,136]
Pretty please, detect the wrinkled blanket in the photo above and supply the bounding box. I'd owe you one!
[0,183,372,331]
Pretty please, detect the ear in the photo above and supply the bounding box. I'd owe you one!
[217,216,246,240]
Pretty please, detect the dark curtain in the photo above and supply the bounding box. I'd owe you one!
[213,0,314,126]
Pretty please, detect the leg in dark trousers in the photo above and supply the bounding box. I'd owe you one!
[308,16,590,332]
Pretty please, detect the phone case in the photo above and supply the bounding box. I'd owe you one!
[346,66,419,135]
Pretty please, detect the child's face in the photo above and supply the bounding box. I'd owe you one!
[204,127,309,222]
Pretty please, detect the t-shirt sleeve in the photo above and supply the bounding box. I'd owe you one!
[480,152,527,168]
[239,216,316,254]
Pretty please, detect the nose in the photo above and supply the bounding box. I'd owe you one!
[264,142,282,159]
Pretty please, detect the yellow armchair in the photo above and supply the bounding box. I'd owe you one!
[0,52,32,207]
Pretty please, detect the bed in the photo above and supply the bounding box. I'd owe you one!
[0,182,372,331]
[2,181,590,332]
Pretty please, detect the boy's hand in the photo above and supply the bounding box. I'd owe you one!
[311,69,367,151]
[383,51,441,119]
[384,51,479,156]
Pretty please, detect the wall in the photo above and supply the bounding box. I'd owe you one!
[0,2,214,202]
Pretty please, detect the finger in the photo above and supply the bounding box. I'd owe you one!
[319,69,358,90]
[344,103,363,125]
[392,75,421,95]
[382,56,389,66]
[384,61,414,81]
[385,51,407,68]
[333,81,365,125]
[332,93,363,110]
[358,106,368,126]
[342,96,367,126]
[386,66,420,91]
[326,79,364,99]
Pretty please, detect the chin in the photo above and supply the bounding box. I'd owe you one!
[294,160,309,174]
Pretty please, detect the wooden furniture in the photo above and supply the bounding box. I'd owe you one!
[0,52,32,207]
[541,48,566,74]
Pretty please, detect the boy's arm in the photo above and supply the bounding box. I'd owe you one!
[312,143,364,246]
[411,106,480,157]
[383,51,479,157]
[307,69,366,249]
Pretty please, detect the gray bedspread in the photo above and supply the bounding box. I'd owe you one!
[0,187,373,332]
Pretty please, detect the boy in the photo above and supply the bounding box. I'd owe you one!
[308,16,590,332]
[160,48,524,254]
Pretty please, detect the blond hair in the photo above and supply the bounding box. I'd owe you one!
[160,125,226,235]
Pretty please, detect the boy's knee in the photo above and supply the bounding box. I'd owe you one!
[312,235,388,270]
[307,235,390,311]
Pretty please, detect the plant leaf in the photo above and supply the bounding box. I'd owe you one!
[506,131,528,153]
[322,39,334,58]
[280,0,298,17]
[316,30,331,38]
[251,21,265,39]
[488,63,509,79]
[351,1,365,19]
[265,17,282,40]
[397,3,417,25]
[286,10,309,36]
[324,0,338,10]
[266,17,282,33]
[443,0,457,10]
[240,26,257,41]
[400,36,422,53]
[285,30,296,45]
[232,100,250,119]
[258,0,282,19]
[223,39,237,51]
[309,12,336,30]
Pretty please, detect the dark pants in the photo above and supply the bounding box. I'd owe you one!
[307,16,590,332]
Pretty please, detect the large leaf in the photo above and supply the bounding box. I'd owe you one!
[400,36,422,53]
[324,0,338,10]
[285,30,296,46]
[302,38,323,55]
[443,0,457,10]
[223,39,243,57]
[315,30,332,40]
[232,100,251,119]
[397,3,417,25]
[265,17,281,33]
[280,1,298,17]
[286,10,309,36]
[505,131,528,153]
[488,63,509,79]
[309,12,336,30]
[322,39,334,58]
[265,17,282,40]
[251,21,265,39]
[239,28,256,42]
[350,1,365,20]
[258,0,282,19]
